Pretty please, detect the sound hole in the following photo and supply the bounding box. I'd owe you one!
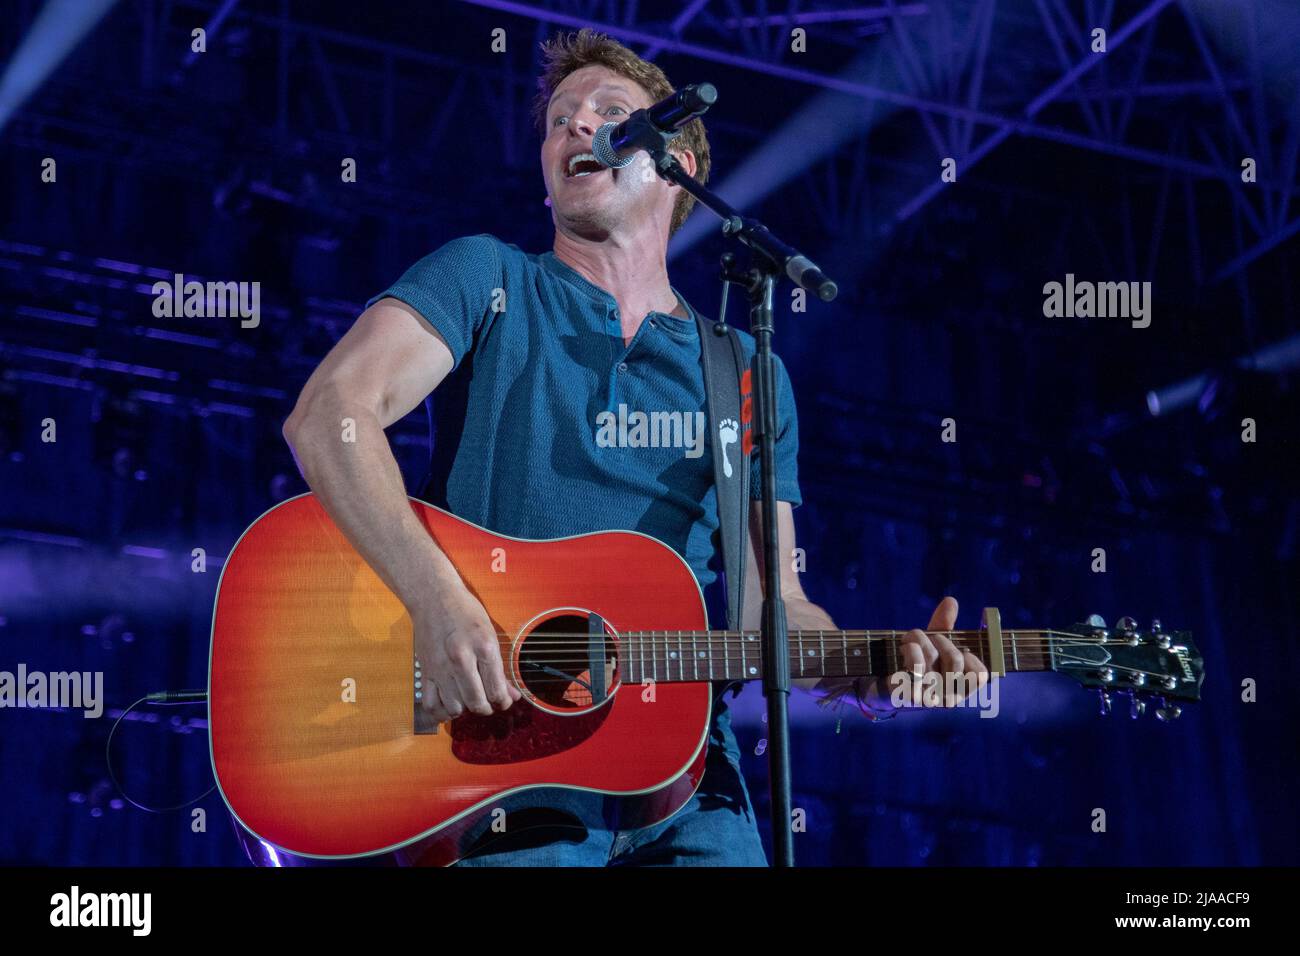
[519,614,620,711]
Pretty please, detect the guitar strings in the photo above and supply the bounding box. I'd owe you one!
[411,629,1181,690]
[494,629,1109,643]
[460,632,1133,669]
[487,657,1176,691]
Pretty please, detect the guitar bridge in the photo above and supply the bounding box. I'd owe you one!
[414,655,438,735]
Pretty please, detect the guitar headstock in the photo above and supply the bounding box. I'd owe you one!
[1052,615,1203,719]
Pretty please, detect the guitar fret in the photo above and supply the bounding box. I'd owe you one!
[624,624,1058,685]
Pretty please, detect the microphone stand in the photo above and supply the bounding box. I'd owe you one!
[637,125,838,869]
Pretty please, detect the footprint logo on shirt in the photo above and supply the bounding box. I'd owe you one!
[718,418,739,478]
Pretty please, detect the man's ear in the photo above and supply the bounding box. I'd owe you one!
[666,147,697,184]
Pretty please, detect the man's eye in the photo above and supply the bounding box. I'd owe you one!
[606,106,626,116]
[552,115,568,127]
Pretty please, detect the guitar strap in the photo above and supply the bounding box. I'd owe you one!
[695,312,752,631]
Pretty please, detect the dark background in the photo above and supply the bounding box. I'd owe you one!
[0,0,1296,865]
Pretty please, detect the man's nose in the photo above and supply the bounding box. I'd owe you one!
[570,110,599,138]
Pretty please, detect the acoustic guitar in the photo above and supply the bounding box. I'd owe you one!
[208,494,1204,865]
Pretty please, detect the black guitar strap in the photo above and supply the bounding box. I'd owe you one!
[695,312,752,631]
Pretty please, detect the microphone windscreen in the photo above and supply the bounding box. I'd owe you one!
[592,122,636,169]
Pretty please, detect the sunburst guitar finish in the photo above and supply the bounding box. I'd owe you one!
[208,494,712,866]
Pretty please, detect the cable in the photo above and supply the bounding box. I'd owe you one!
[105,691,216,813]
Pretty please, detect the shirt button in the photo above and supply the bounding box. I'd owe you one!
[618,362,629,372]
[648,319,657,329]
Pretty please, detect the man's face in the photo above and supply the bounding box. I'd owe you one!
[541,64,683,238]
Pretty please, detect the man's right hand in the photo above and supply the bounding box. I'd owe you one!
[413,585,522,723]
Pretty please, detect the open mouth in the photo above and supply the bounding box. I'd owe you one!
[564,152,606,179]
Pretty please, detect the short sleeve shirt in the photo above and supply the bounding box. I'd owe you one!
[366,233,801,600]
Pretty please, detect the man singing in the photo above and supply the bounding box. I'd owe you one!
[283,28,987,866]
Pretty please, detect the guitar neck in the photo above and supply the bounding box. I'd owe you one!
[619,628,1057,684]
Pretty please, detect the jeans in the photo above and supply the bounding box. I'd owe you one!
[454,685,768,866]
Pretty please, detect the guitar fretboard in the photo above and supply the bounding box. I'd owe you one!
[617,629,1056,684]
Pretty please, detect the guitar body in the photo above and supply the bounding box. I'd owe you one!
[208,494,712,866]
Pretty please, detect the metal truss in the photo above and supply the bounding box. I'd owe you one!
[8,0,1296,290]
[2,0,1295,535]
[459,0,1299,303]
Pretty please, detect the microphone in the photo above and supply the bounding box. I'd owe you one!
[592,83,717,169]
[785,255,838,302]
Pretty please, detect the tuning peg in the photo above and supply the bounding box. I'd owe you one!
[1155,703,1182,722]
[1098,690,1112,716]
[1085,614,1109,641]
[1130,672,1146,688]
[1150,619,1163,633]
[1129,695,1146,719]
[1115,617,1140,644]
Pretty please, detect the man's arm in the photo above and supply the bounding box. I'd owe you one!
[739,500,835,695]
[282,297,519,721]
[740,500,983,711]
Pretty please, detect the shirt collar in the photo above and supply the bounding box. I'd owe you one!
[539,250,699,331]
